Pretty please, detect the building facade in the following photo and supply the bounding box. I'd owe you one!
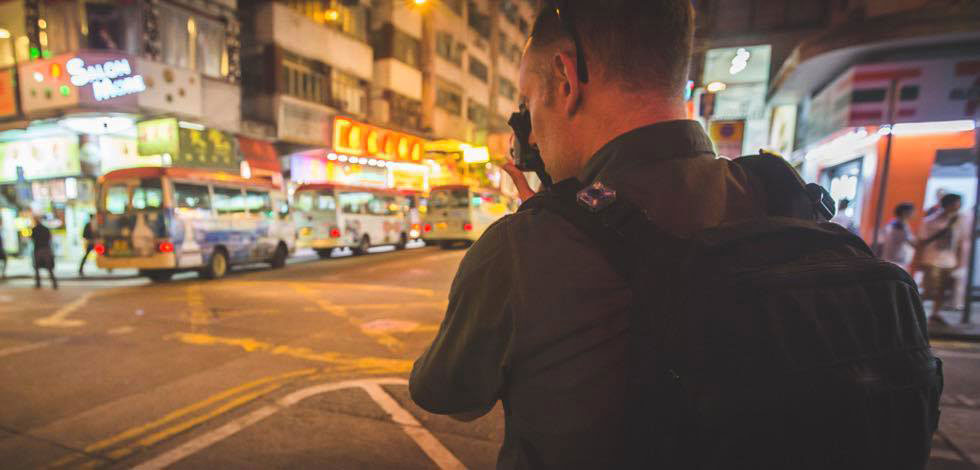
[0,0,243,258]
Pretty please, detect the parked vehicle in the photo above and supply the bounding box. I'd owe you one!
[95,167,295,281]
[422,185,516,249]
[293,183,421,258]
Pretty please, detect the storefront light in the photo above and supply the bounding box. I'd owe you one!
[805,128,881,162]
[32,72,43,82]
[706,81,727,93]
[891,120,976,137]
[338,155,348,163]
[327,153,337,161]
[178,121,206,131]
[0,29,10,39]
[368,159,378,166]
[59,116,135,135]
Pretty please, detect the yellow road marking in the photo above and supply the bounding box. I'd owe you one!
[37,368,320,470]
[289,283,406,352]
[169,332,414,374]
[106,383,283,461]
[228,280,439,298]
[35,292,94,328]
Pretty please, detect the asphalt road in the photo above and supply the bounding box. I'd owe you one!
[0,245,978,469]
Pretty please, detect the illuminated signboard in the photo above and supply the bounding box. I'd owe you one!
[66,57,146,101]
[333,117,424,162]
[137,118,179,156]
[0,135,82,184]
[136,118,239,171]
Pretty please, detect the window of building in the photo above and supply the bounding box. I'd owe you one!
[500,0,519,26]
[469,57,488,82]
[444,0,463,16]
[281,0,370,41]
[467,99,488,127]
[436,85,463,116]
[84,2,140,54]
[900,85,920,101]
[852,88,886,103]
[332,68,368,116]
[174,183,211,210]
[498,76,517,100]
[281,53,330,106]
[373,23,421,68]
[436,31,463,66]
[213,187,246,214]
[159,3,229,78]
[384,90,422,130]
[467,1,490,38]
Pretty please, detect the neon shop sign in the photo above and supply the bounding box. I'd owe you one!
[66,57,146,101]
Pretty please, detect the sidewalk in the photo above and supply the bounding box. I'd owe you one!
[927,305,980,342]
[1,255,138,282]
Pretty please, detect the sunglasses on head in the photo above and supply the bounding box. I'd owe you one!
[551,0,589,83]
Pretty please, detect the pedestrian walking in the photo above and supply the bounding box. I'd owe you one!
[831,198,858,233]
[410,1,941,469]
[880,202,917,269]
[919,193,969,325]
[925,188,948,217]
[78,214,96,277]
[31,216,58,289]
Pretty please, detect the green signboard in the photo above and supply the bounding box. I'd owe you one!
[137,118,179,156]
[175,127,238,171]
[137,118,240,172]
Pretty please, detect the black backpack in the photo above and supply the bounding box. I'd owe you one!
[518,155,943,469]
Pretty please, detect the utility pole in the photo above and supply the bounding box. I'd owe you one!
[871,78,900,250]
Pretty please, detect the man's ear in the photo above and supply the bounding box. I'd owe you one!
[553,51,583,116]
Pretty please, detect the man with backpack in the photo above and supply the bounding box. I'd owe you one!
[410,1,942,468]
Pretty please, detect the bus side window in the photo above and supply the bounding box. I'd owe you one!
[247,190,273,218]
[105,185,129,215]
[174,183,211,210]
[214,187,246,215]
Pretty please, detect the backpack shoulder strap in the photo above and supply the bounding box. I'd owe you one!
[735,153,835,220]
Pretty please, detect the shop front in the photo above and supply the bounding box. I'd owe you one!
[3,48,232,259]
[800,58,979,244]
[287,116,431,194]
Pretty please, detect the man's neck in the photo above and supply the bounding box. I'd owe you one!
[572,92,688,175]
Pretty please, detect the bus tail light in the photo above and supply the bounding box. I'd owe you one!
[158,241,175,253]
[329,228,341,238]
[463,223,473,232]
[94,243,106,255]
[423,224,432,233]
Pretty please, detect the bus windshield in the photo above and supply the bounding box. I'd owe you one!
[103,179,165,214]
[429,189,470,209]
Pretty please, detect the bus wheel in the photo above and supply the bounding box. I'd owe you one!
[354,236,370,255]
[270,243,288,269]
[202,249,229,280]
[146,270,173,282]
[315,249,332,259]
[395,233,408,250]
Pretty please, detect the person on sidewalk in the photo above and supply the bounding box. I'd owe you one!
[880,202,917,270]
[919,193,968,325]
[31,216,58,289]
[78,214,96,277]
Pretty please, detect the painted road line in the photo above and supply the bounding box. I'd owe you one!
[35,292,95,328]
[43,369,318,469]
[131,378,467,470]
[289,283,406,352]
[0,337,68,358]
[361,382,467,470]
[168,332,415,374]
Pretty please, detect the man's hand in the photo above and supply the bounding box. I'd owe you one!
[502,161,537,201]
